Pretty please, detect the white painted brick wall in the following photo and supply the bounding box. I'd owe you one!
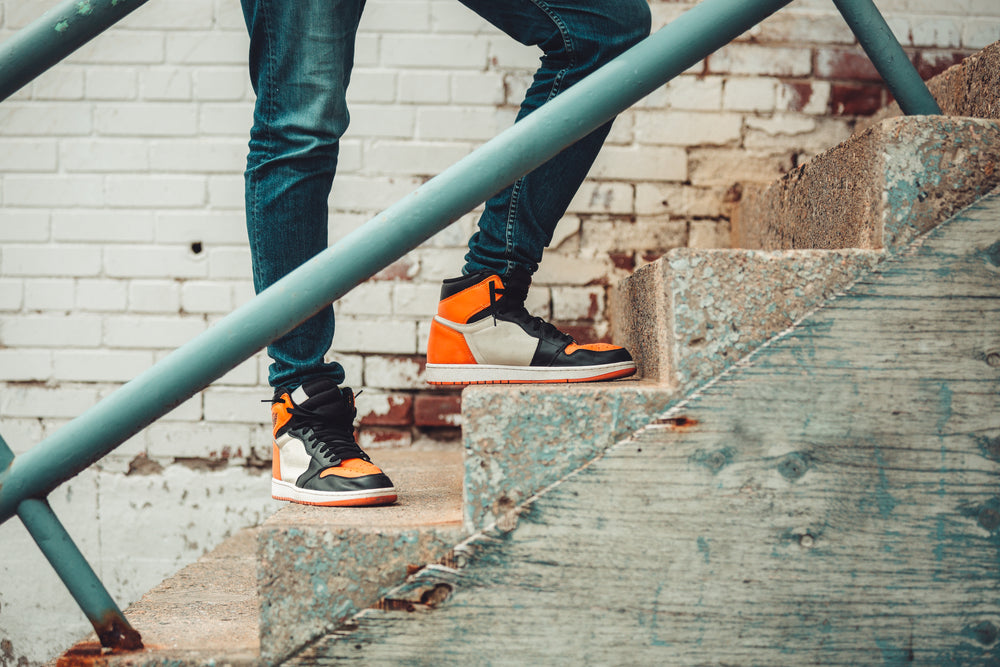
[0,0,988,461]
[0,2,992,660]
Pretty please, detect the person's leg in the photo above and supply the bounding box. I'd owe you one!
[459,0,652,279]
[424,0,650,385]
[242,0,366,391]
[242,0,396,506]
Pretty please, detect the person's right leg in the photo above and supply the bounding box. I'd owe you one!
[242,0,395,505]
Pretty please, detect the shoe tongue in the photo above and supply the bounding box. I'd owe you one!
[495,270,531,311]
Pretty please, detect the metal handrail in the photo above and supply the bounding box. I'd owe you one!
[0,0,941,651]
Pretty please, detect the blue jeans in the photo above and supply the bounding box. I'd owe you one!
[241,0,651,389]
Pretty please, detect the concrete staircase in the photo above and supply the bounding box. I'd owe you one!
[286,188,1000,665]
[61,42,1000,666]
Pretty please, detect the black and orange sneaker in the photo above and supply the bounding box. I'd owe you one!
[269,378,397,506]
[425,270,636,385]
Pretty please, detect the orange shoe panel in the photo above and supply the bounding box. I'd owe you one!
[271,396,293,434]
[565,342,624,354]
[319,458,385,479]
[427,319,477,365]
[436,275,501,323]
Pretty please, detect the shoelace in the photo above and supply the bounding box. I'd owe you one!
[489,280,574,345]
[266,395,371,463]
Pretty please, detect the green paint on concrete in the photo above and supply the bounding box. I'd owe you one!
[697,536,711,563]
[690,447,733,474]
[982,240,1000,267]
[776,451,810,481]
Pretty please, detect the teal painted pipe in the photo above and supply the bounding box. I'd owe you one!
[0,0,152,102]
[833,0,942,115]
[1,434,140,648]
[17,498,143,649]
[0,0,799,524]
[0,432,12,468]
[0,0,805,523]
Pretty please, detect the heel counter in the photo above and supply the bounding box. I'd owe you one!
[427,318,477,364]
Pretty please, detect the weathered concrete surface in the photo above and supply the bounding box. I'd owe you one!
[1,464,281,667]
[734,116,1000,251]
[612,248,881,385]
[257,447,464,664]
[59,529,261,666]
[461,380,676,531]
[863,40,1000,128]
[286,180,1000,667]
[54,447,463,666]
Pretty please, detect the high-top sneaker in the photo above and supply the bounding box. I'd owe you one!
[269,378,397,506]
[425,271,636,385]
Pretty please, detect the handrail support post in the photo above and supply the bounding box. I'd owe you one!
[1,434,142,651]
[833,0,942,115]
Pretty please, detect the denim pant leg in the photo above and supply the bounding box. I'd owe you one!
[241,0,366,389]
[458,0,651,280]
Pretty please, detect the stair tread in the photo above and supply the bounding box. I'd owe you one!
[64,447,463,664]
[263,447,464,530]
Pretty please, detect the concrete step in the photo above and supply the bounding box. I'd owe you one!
[61,378,679,664]
[460,380,677,531]
[733,115,1000,252]
[612,247,881,386]
[58,528,261,666]
[60,447,464,665]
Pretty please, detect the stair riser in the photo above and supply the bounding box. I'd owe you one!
[257,525,464,663]
[461,383,677,531]
[735,116,1000,252]
[613,249,881,386]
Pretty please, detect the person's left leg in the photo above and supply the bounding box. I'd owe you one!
[425,0,650,385]
[242,0,396,506]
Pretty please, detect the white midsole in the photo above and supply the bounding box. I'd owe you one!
[424,361,635,384]
[271,478,397,503]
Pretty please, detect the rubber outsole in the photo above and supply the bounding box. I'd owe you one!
[271,479,398,507]
[424,362,636,385]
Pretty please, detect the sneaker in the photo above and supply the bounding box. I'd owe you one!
[269,378,397,506]
[425,271,636,385]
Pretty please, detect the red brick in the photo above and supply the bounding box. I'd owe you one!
[414,392,462,427]
[829,83,886,116]
[641,251,664,264]
[359,393,413,426]
[358,426,412,448]
[779,81,814,113]
[815,48,882,82]
[915,50,971,80]
[608,252,635,272]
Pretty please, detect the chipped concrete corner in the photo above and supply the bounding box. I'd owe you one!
[256,519,463,663]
